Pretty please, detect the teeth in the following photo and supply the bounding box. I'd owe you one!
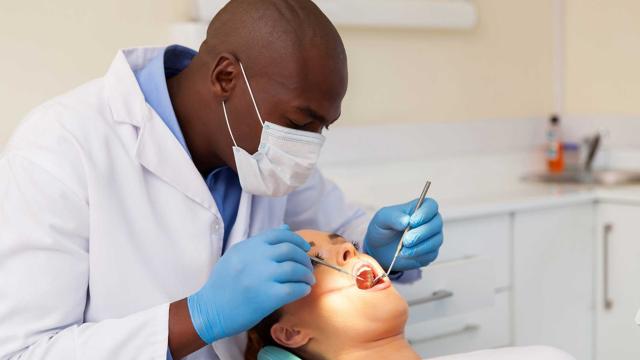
[356,264,378,283]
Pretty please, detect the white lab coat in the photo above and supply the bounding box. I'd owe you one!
[0,47,369,360]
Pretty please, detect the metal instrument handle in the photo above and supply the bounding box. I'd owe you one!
[407,290,454,306]
[384,180,432,278]
[408,324,480,345]
[603,223,614,311]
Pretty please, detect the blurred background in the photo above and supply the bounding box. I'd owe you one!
[4,0,640,143]
[2,1,640,359]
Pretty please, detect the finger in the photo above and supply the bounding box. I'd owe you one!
[272,282,312,306]
[409,198,439,228]
[270,242,313,270]
[400,232,443,258]
[371,205,411,233]
[272,261,316,285]
[403,214,443,248]
[265,229,311,252]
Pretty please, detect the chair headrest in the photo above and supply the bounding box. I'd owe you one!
[257,346,303,360]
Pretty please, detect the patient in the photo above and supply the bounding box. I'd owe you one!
[245,230,574,360]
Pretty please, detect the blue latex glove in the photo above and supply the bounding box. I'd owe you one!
[187,225,314,344]
[364,198,443,271]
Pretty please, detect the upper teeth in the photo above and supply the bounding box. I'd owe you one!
[357,265,373,276]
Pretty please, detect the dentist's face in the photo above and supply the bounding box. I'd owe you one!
[220,49,347,156]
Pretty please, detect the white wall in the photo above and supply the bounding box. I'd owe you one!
[0,0,189,145]
[565,0,640,117]
[6,0,640,146]
[339,0,554,125]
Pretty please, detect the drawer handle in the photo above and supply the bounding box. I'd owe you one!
[603,223,614,311]
[408,290,454,306]
[408,324,480,345]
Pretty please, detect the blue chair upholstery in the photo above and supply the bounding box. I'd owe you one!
[257,346,302,360]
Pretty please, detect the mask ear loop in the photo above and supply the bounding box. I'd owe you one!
[239,62,265,126]
[222,101,238,147]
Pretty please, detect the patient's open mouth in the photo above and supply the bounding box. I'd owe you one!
[354,262,389,291]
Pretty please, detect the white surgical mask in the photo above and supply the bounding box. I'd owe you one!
[222,62,326,197]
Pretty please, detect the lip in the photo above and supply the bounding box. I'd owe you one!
[352,260,391,291]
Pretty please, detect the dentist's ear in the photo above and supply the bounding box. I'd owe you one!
[209,53,241,99]
[271,323,312,349]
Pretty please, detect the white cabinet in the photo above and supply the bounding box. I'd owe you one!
[513,204,595,360]
[407,292,511,358]
[396,256,494,324]
[400,214,511,357]
[440,215,511,290]
[595,203,640,360]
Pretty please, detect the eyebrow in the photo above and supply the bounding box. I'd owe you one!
[328,233,345,244]
[296,106,332,127]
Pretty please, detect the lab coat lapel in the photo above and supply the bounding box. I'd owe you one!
[105,47,218,214]
[135,106,217,213]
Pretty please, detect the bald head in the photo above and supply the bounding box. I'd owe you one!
[168,0,348,176]
[200,0,346,79]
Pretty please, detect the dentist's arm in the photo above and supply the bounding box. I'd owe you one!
[284,169,371,244]
[168,226,315,358]
[0,153,315,360]
[0,154,172,360]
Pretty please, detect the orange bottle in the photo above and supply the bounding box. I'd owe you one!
[546,115,564,173]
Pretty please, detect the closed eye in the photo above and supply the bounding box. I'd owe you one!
[311,252,324,267]
[351,241,360,251]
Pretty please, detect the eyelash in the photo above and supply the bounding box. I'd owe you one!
[311,252,324,266]
[351,241,360,251]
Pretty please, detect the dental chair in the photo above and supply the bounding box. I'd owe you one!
[258,346,301,360]
[257,345,576,360]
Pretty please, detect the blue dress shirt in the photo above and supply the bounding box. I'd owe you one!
[134,45,241,251]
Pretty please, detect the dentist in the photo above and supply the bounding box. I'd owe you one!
[0,0,443,359]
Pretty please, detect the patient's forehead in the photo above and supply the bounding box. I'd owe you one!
[296,230,346,248]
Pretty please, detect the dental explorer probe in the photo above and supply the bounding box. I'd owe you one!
[309,255,366,281]
[372,180,432,285]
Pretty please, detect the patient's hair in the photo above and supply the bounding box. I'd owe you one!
[245,310,284,360]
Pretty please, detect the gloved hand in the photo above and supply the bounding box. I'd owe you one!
[187,225,314,344]
[364,198,443,272]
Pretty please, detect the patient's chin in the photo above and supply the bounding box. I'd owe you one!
[348,291,409,340]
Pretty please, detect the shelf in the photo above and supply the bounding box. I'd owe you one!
[192,0,478,30]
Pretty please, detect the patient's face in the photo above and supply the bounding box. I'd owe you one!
[271,230,408,354]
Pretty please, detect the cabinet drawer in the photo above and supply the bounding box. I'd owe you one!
[395,256,494,323]
[440,214,511,289]
[406,291,511,358]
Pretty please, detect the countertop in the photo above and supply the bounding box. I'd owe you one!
[320,153,640,222]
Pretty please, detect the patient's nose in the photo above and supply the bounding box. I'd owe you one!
[336,242,357,266]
